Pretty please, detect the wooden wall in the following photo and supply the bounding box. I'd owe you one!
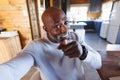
[87,12,101,20]
[0,35,22,64]
[71,0,114,20]
[0,0,115,47]
[0,0,32,47]
[71,0,90,4]
[71,0,115,4]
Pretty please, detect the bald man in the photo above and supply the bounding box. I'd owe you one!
[0,7,101,80]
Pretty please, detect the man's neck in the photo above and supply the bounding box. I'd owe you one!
[47,34,59,43]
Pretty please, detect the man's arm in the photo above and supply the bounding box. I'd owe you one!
[58,32,102,69]
[82,42,102,69]
[75,31,102,69]
[0,51,34,80]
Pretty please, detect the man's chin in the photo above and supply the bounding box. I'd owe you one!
[48,34,67,43]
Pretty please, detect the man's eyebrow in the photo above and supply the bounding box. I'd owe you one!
[54,21,59,24]
[63,17,67,21]
[63,16,66,19]
[53,16,67,23]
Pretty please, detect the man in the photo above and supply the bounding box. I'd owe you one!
[0,7,101,80]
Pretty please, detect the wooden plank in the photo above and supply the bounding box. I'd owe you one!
[0,35,22,64]
[71,0,114,4]
[0,40,12,63]
[87,12,101,20]
[0,0,9,5]
[71,0,90,4]
[0,0,31,47]
[8,0,26,5]
[26,0,40,39]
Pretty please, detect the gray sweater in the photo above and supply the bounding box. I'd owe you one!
[0,32,101,80]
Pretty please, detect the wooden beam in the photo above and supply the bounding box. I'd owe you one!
[71,0,90,4]
[87,12,101,20]
[71,0,114,4]
[50,0,53,7]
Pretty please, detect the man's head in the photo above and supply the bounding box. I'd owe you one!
[42,7,69,43]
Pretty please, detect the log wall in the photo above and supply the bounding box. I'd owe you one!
[0,0,32,47]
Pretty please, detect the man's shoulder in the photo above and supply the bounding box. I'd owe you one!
[32,37,50,46]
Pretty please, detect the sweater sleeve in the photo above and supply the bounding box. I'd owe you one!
[0,42,35,80]
[83,43,102,69]
[0,53,34,80]
[75,32,102,69]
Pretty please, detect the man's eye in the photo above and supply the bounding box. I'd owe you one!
[55,25,60,29]
[64,21,68,25]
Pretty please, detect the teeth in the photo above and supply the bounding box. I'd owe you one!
[60,33,72,42]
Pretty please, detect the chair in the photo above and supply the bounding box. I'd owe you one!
[106,44,120,51]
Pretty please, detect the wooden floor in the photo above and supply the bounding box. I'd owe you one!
[85,32,110,51]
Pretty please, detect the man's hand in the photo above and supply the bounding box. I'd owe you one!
[58,40,82,58]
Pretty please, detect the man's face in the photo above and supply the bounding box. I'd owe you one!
[44,11,69,43]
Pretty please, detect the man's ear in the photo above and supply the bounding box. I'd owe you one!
[43,26,47,31]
